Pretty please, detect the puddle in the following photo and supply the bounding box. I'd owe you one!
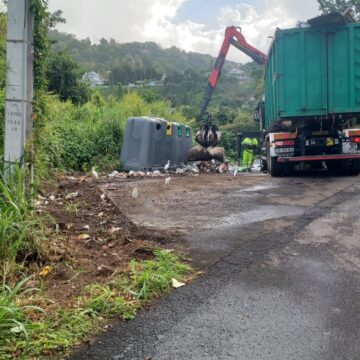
[237,183,279,193]
[218,205,304,227]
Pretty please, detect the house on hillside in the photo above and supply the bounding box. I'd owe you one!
[82,71,104,87]
[227,68,249,83]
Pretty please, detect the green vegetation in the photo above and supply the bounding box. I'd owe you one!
[318,0,360,19]
[1,251,190,359]
[47,50,91,105]
[48,28,263,125]
[0,168,49,281]
[130,250,190,300]
[0,1,261,356]
[34,92,188,174]
[49,31,236,76]
[0,277,43,345]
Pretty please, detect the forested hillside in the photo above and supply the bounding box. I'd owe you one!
[49,30,238,76]
[50,31,262,115]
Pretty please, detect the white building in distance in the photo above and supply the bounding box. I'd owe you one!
[82,71,104,87]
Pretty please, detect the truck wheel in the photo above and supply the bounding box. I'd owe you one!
[261,157,267,171]
[284,163,294,176]
[267,151,283,177]
[338,160,351,175]
[326,160,339,174]
[349,159,360,176]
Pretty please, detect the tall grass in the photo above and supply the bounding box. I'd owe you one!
[34,92,189,173]
[0,167,47,282]
[0,277,42,346]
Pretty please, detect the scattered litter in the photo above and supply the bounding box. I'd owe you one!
[219,163,228,173]
[78,234,91,240]
[251,159,262,172]
[100,193,106,201]
[123,159,248,178]
[110,227,122,233]
[66,176,77,182]
[65,191,79,200]
[171,278,186,288]
[39,266,52,277]
[108,170,118,178]
[49,194,56,201]
[81,225,90,230]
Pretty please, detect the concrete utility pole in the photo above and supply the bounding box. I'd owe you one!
[4,0,34,168]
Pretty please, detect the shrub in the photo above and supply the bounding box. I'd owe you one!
[34,92,189,173]
[0,167,48,281]
[0,277,42,347]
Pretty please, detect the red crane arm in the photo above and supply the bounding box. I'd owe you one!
[200,26,267,119]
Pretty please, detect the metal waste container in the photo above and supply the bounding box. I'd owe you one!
[120,117,192,171]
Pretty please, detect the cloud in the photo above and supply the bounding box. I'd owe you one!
[215,0,320,61]
[49,0,320,63]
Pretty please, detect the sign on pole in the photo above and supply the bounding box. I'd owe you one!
[4,0,34,168]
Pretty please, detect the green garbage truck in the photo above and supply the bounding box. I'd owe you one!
[258,15,360,176]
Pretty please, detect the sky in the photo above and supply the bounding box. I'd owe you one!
[48,0,320,63]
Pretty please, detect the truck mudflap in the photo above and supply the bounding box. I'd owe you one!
[277,154,360,163]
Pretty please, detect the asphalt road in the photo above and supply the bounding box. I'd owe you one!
[70,174,360,360]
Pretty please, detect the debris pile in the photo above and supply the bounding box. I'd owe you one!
[187,145,225,163]
[102,161,244,179]
[94,159,261,180]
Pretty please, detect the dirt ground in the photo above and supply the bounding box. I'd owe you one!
[38,170,359,307]
[101,173,267,232]
[38,175,182,307]
[38,172,266,306]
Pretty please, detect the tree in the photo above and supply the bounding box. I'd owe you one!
[318,0,360,20]
[109,63,136,85]
[47,50,90,105]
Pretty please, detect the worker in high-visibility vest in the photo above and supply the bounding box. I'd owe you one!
[242,137,259,171]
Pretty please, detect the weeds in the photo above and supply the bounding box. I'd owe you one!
[130,249,190,300]
[0,277,43,356]
[3,250,191,359]
[82,283,137,320]
[0,168,48,282]
[65,201,80,216]
[34,92,189,174]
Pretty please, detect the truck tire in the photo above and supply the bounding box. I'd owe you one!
[349,159,360,176]
[326,160,339,174]
[267,151,283,177]
[284,163,294,176]
[261,157,267,171]
[338,159,351,175]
